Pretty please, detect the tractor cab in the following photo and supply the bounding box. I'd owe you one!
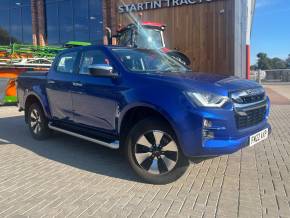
[106,21,191,66]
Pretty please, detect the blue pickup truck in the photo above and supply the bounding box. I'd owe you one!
[17,46,271,184]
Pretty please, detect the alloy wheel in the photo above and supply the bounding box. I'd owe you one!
[134,130,179,175]
[30,109,42,134]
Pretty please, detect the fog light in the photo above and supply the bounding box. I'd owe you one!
[203,130,214,139]
[203,119,212,128]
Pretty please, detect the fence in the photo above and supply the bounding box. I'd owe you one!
[251,69,290,83]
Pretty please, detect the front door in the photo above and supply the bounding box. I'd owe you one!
[71,48,119,132]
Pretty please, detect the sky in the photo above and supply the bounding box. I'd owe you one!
[251,0,290,64]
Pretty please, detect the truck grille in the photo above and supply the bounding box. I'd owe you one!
[231,88,266,104]
[240,93,265,104]
[235,106,267,129]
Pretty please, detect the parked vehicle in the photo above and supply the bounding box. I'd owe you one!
[106,21,191,65]
[17,45,271,184]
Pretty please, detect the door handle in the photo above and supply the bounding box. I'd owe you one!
[72,82,83,87]
[48,80,55,84]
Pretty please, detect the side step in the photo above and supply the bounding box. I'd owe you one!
[48,124,119,149]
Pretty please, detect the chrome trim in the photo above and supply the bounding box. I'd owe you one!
[234,99,267,110]
[72,82,83,87]
[88,64,113,72]
[231,87,266,104]
[48,124,119,149]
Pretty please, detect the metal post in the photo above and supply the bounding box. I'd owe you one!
[257,69,262,84]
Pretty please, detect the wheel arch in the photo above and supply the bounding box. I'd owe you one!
[24,93,47,123]
[118,103,178,147]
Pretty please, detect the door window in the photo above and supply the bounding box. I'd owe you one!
[56,52,78,73]
[79,50,111,75]
[118,30,132,47]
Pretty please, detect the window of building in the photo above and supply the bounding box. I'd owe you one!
[59,0,73,44]
[22,6,32,44]
[73,0,89,42]
[0,0,32,45]
[88,0,103,44]
[0,9,10,45]
[46,3,59,45]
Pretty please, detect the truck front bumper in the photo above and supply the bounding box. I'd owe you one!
[175,99,271,158]
[194,122,271,157]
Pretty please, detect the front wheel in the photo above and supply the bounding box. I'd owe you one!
[125,118,189,184]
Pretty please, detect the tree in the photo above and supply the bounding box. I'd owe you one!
[0,28,11,45]
[271,57,287,69]
[250,64,258,71]
[257,53,272,70]
[0,27,19,45]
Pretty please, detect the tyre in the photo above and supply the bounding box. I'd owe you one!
[27,103,51,140]
[125,118,189,184]
[167,51,191,66]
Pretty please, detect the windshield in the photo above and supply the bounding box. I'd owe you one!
[113,49,191,73]
[135,28,163,49]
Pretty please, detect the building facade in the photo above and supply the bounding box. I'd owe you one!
[0,0,103,46]
[0,0,255,78]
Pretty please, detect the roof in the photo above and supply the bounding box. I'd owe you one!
[141,21,165,28]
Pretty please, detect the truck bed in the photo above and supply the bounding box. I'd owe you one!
[17,71,49,110]
[19,71,48,78]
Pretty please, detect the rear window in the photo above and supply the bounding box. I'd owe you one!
[56,52,78,73]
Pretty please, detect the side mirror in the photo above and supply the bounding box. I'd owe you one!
[88,64,118,78]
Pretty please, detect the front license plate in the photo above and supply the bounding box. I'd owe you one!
[249,128,268,147]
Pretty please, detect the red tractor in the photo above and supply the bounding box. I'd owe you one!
[106,21,191,66]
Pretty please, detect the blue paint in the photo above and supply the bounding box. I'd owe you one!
[17,45,271,158]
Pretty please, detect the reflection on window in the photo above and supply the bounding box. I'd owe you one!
[46,3,59,45]
[0,1,32,45]
[46,0,103,45]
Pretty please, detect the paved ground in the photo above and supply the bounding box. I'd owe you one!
[264,83,290,105]
[0,90,290,217]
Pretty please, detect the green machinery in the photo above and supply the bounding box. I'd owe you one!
[0,41,90,105]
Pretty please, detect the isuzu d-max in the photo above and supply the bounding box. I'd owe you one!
[17,46,271,184]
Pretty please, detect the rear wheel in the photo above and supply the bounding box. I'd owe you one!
[125,118,189,184]
[27,103,51,140]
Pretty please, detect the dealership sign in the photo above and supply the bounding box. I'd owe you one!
[118,0,215,13]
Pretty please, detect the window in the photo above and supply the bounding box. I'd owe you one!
[0,9,10,45]
[22,6,32,44]
[46,3,59,45]
[56,52,78,73]
[113,49,190,73]
[10,7,22,43]
[88,0,103,44]
[73,0,89,41]
[136,29,163,49]
[59,0,73,44]
[0,0,32,45]
[79,50,111,75]
[45,0,103,45]
[118,30,132,47]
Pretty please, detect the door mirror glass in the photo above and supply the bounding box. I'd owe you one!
[88,64,118,78]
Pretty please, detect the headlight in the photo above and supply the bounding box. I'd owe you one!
[186,91,229,108]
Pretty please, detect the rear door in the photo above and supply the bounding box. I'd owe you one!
[46,51,78,122]
[71,48,119,132]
